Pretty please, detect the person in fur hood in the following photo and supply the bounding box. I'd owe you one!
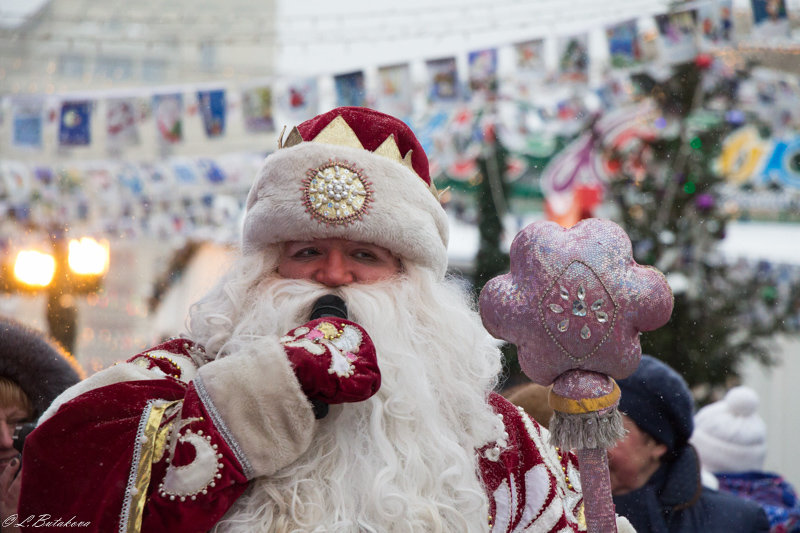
[0,317,84,527]
[18,107,635,533]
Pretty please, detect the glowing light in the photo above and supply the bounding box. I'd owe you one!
[68,238,110,276]
[13,250,56,287]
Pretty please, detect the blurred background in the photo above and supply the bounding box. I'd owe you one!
[1,0,799,484]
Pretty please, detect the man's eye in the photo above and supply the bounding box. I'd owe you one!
[294,248,320,258]
[353,250,378,261]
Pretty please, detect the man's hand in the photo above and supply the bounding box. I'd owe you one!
[281,317,381,406]
[0,457,21,532]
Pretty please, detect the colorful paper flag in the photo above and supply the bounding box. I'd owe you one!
[197,89,226,138]
[698,0,733,46]
[468,48,498,95]
[655,10,699,64]
[334,71,366,107]
[512,39,547,99]
[557,34,590,83]
[11,97,43,148]
[152,93,183,144]
[607,20,641,69]
[58,100,92,147]
[516,39,546,73]
[106,97,140,151]
[242,86,275,133]
[750,0,790,40]
[426,57,459,103]
[280,78,319,122]
[0,161,32,202]
[376,64,413,119]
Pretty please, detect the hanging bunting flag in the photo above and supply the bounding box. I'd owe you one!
[279,78,319,122]
[152,93,183,145]
[426,57,460,103]
[467,48,498,97]
[655,9,699,64]
[0,161,33,202]
[170,158,200,186]
[750,0,790,40]
[58,100,92,147]
[117,164,145,196]
[197,89,226,138]
[607,20,641,69]
[106,97,141,152]
[241,85,275,133]
[376,64,413,120]
[698,0,733,46]
[514,39,547,89]
[516,39,546,74]
[334,71,366,107]
[11,97,44,149]
[557,33,590,84]
[196,158,225,184]
[512,39,547,101]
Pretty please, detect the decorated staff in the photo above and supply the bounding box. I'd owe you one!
[479,218,674,533]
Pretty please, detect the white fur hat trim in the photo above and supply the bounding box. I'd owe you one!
[243,142,449,278]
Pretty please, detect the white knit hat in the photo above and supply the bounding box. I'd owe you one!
[242,107,449,278]
[690,386,767,473]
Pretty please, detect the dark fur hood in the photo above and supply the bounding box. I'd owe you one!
[0,316,85,418]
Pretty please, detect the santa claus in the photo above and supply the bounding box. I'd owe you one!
[18,107,595,532]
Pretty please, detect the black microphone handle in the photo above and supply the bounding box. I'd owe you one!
[310,294,348,320]
[307,295,348,420]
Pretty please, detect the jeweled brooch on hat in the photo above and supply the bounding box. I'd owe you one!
[302,160,372,225]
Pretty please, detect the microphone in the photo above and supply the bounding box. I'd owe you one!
[307,295,348,419]
[310,294,348,320]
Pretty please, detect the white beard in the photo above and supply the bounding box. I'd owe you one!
[188,257,505,532]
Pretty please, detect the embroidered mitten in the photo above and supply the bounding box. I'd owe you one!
[281,317,381,409]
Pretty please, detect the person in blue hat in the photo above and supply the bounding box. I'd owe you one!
[608,354,770,532]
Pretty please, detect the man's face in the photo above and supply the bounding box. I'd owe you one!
[607,415,668,495]
[277,239,402,287]
[0,403,31,466]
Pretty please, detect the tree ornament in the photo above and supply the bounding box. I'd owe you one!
[695,53,713,70]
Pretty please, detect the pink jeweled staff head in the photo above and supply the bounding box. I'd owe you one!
[479,218,673,532]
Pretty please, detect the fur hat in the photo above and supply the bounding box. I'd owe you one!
[617,355,694,458]
[242,107,449,278]
[691,386,767,473]
[0,317,85,418]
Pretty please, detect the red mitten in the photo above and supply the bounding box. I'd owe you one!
[281,317,381,408]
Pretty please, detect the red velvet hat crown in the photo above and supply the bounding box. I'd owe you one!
[295,107,431,186]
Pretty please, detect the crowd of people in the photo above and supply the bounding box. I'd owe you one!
[0,106,796,532]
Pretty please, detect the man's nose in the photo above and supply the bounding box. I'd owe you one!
[314,250,355,287]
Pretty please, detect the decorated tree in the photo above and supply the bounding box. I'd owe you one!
[602,57,800,402]
[470,123,523,383]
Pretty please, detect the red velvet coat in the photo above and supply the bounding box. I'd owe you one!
[18,339,585,532]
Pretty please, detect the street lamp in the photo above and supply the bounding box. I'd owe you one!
[3,234,110,354]
[13,250,56,288]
